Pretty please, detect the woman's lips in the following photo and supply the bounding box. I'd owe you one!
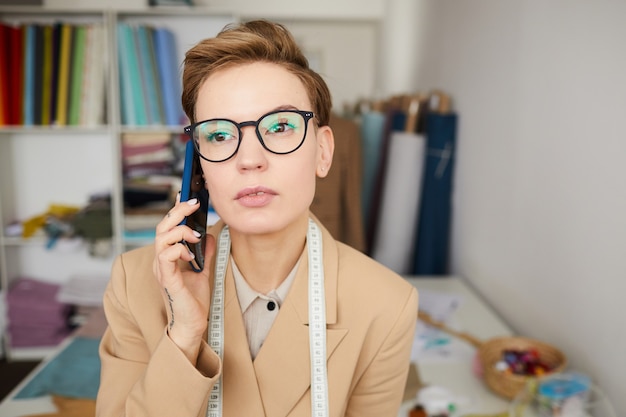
[235,187,276,207]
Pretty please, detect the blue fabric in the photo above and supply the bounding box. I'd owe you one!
[360,111,386,228]
[413,112,458,275]
[15,336,101,399]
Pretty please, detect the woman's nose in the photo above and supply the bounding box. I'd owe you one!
[235,127,268,169]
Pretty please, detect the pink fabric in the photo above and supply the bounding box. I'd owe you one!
[7,278,71,347]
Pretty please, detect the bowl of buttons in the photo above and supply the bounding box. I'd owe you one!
[478,336,567,400]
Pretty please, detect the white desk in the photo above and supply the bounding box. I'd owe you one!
[400,276,513,417]
[1,276,513,417]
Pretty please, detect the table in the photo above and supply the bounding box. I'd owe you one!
[399,276,514,417]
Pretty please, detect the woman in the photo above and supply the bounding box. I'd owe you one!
[97,20,418,417]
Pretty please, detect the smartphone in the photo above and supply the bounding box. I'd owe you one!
[180,139,209,272]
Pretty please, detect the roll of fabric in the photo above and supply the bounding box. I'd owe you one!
[359,110,386,230]
[413,111,457,275]
[312,113,366,252]
[371,130,426,274]
[365,108,406,254]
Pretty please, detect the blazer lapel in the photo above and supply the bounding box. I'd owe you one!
[221,264,266,416]
[253,222,348,416]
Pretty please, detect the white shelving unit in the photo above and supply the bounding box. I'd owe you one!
[0,8,115,361]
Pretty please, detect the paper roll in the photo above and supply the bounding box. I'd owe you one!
[371,131,426,274]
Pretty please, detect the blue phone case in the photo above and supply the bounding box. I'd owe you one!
[180,140,208,271]
[180,139,196,205]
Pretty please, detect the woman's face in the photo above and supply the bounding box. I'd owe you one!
[194,62,333,237]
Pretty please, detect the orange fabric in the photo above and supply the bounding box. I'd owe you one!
[23,396,95,417]
[311,113,366,252]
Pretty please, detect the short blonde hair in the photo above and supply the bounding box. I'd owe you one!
[182,20,332,126]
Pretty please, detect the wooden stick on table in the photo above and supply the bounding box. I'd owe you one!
[417,310,484,349]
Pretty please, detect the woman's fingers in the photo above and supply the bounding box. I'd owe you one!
[155,199,201,249]
[155,198,199,234]
[153,198,203,284]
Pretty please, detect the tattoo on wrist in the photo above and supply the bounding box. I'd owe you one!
[164,288,175,329]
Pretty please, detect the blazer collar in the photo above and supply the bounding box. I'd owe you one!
[207,215,339,325]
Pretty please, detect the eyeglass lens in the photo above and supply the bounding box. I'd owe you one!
[192,110,309,162]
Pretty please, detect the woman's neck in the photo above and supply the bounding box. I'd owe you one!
[229,218,308,294]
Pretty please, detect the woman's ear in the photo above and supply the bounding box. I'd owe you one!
[316,125,335,178]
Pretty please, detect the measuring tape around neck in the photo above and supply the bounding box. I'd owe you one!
[306,219,329,417]
[206,218,329,417]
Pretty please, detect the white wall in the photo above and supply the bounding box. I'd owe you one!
[271,20,379,111]
[196,0,384,111]
[411,1,626,413]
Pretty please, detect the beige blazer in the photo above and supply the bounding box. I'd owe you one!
[97,217,418,417]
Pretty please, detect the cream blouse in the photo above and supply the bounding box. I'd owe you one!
[231,258,300,359]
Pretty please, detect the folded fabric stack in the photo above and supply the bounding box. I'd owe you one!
[122,132,175,179]
[7,277,72,348]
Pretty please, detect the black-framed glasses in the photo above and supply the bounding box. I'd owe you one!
[184,110,315,162]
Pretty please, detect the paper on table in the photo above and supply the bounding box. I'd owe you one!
[412,289,476,363]
[417,288,462,322]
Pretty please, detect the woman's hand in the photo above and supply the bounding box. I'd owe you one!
[153,196,216,365]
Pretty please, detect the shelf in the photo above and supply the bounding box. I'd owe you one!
[0,7,109,30]
[0,235,90,247]
[0,126,111,135]
[120,125,186,134]
[0,236,49,246]
[114,6,234,17]
[0,5,106,16]
[123,237,155,248]
[7,345,58,361]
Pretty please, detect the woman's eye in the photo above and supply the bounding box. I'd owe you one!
[207,131,235,143]
[267,120,295,134]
